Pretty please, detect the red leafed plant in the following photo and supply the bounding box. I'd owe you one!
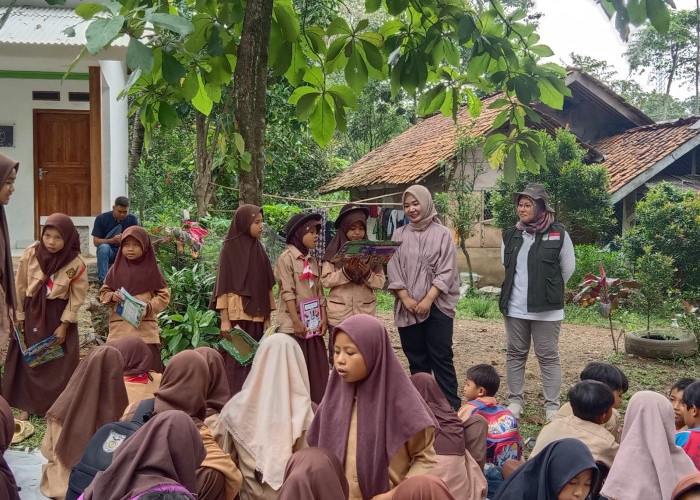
[573,263,640,354]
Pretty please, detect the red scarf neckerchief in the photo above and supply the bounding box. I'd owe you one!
[124,373,149,384]
[299,255,314,287]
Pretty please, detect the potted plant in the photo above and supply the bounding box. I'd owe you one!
[624,248,695,358]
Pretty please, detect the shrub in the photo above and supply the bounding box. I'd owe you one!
[632,247,676,331]
[160,306,220,363]
[568,244,630,289]
[161,263,216,315]
[619,182,700,293]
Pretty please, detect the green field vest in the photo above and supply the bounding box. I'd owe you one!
[499,222,566,314]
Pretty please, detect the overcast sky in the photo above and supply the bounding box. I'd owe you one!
[533,0,699,98]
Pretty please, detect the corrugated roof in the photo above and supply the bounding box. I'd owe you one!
[593,117,700,195]
[321,93,547,193]
[0,5,128,47]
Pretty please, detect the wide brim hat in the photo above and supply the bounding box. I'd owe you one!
[285,213,322,244]
[513,182,555,213]
[334,204,370,229]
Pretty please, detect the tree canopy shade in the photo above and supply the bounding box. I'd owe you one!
[595,0,677,41]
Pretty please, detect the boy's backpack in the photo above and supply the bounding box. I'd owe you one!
[469,399,522,467]
[65,398,155,500]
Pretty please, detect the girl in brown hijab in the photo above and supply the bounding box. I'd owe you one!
[41,344,129,500]
[81,410,206,500]
[110,336,163,405]
[0,396,20,500]
[151,350,242,500]
[321,204,385,365]
[194,346,231,428]
[0,154,18,358]
[210,204,275,395]
[2,213,88,419]
[307,314,438,500]
[274,212,329,404]
[102,226,169,373]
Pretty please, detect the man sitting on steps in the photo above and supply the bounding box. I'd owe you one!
[92,196,139,287]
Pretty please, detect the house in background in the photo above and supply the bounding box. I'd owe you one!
[320,69,700,285]
[0,0,128,255]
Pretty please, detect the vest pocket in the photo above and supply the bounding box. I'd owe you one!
[545,275,563,304]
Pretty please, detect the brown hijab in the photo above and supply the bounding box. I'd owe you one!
[83,410,206,500]
[672,472,700,500]
[393,475,456,500]
[104,226,167,295]
[209,204,275,316]
[29,214,81,337]
[109,336,153,376]
[0,154,17,314]
[154,350,209,424]
[45,345,128,468]
[307,314,438,499]
[322,204,368,262]
[194,347,231,417]
[278,448,349,500]
[411,373,465,456]
[0,396,19,500]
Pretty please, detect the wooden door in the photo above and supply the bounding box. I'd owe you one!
[33,110,91,237]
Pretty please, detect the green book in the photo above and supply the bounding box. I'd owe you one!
[218,327,258,366]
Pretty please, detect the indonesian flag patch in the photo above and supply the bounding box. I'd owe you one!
[543,232,561,241]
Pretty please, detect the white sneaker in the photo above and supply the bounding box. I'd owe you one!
[508,402,523,419]
[545,409,559,422]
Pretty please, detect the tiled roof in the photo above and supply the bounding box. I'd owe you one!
[0,6,128,47]
[593,117,700,195]
[321,94,528,193]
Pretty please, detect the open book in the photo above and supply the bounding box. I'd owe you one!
[218,326,258,366]
[330,240,401,266]
[14,326,64,368]
[115,287,148,328]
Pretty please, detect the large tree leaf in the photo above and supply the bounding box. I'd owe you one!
[417,84,446,115]
[295,92,321,121]
[273,0,300,42]
[191,74,213,115]
[85,17,124,55]
[365,0,382,13]
[126,38,154,72]
[158,101,180,128]
[309,94,336,147]
[162,53,186,86]
[327,84,358,108]
[326,17,352,36]
[538,78,564,109]
[75,2,105,20]
[345,43,369,94]
[285,42,307,86]
[386,0,408,16]
[647,0,671,33]
[146,13,194,35]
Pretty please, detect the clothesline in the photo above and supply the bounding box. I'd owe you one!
[207,181,404,207]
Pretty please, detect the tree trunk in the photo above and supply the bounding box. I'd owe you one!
[234,0,274,207]
[193,110,216,219]
[459,237,474,289]
[128,108,144,177]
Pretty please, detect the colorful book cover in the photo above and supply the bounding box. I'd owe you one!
[115,287,148,328]
[330,240,402,266]
[14,326,64,368]
[218,326,259,366]
[299,297,322,339]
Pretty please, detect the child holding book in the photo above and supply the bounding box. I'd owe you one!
[209,204,275,395]
[307,314,438,500]
[2,213,88,418]
[321,204,385,364]
[274,213,328,404]
[101,225,169,373]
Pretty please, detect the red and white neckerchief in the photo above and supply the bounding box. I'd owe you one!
[45,274,55,296]
[299,255,314,287]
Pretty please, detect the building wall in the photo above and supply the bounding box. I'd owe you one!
[1,45,128,255]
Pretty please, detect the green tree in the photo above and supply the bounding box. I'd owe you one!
[491,128,615,242]
[67,0,570,215]
[595,0,675,41]
[620,182,700,294]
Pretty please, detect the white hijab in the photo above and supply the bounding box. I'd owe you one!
[219,333,314,490]
[601,391,696,500]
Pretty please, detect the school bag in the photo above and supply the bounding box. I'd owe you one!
[65,398,155,500]
[469,399,522,467]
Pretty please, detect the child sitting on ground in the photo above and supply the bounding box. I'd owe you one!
[676,380,700,470]
[671,378,697,432]
[458,364,522,498]
[531,380,619,468]
[555,361,627,442]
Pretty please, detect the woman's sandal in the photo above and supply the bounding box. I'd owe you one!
[11,419,34,445]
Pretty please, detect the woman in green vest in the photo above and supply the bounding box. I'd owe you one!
[499,183,575,423]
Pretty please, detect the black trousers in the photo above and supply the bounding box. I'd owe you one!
[398,304,461,410]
